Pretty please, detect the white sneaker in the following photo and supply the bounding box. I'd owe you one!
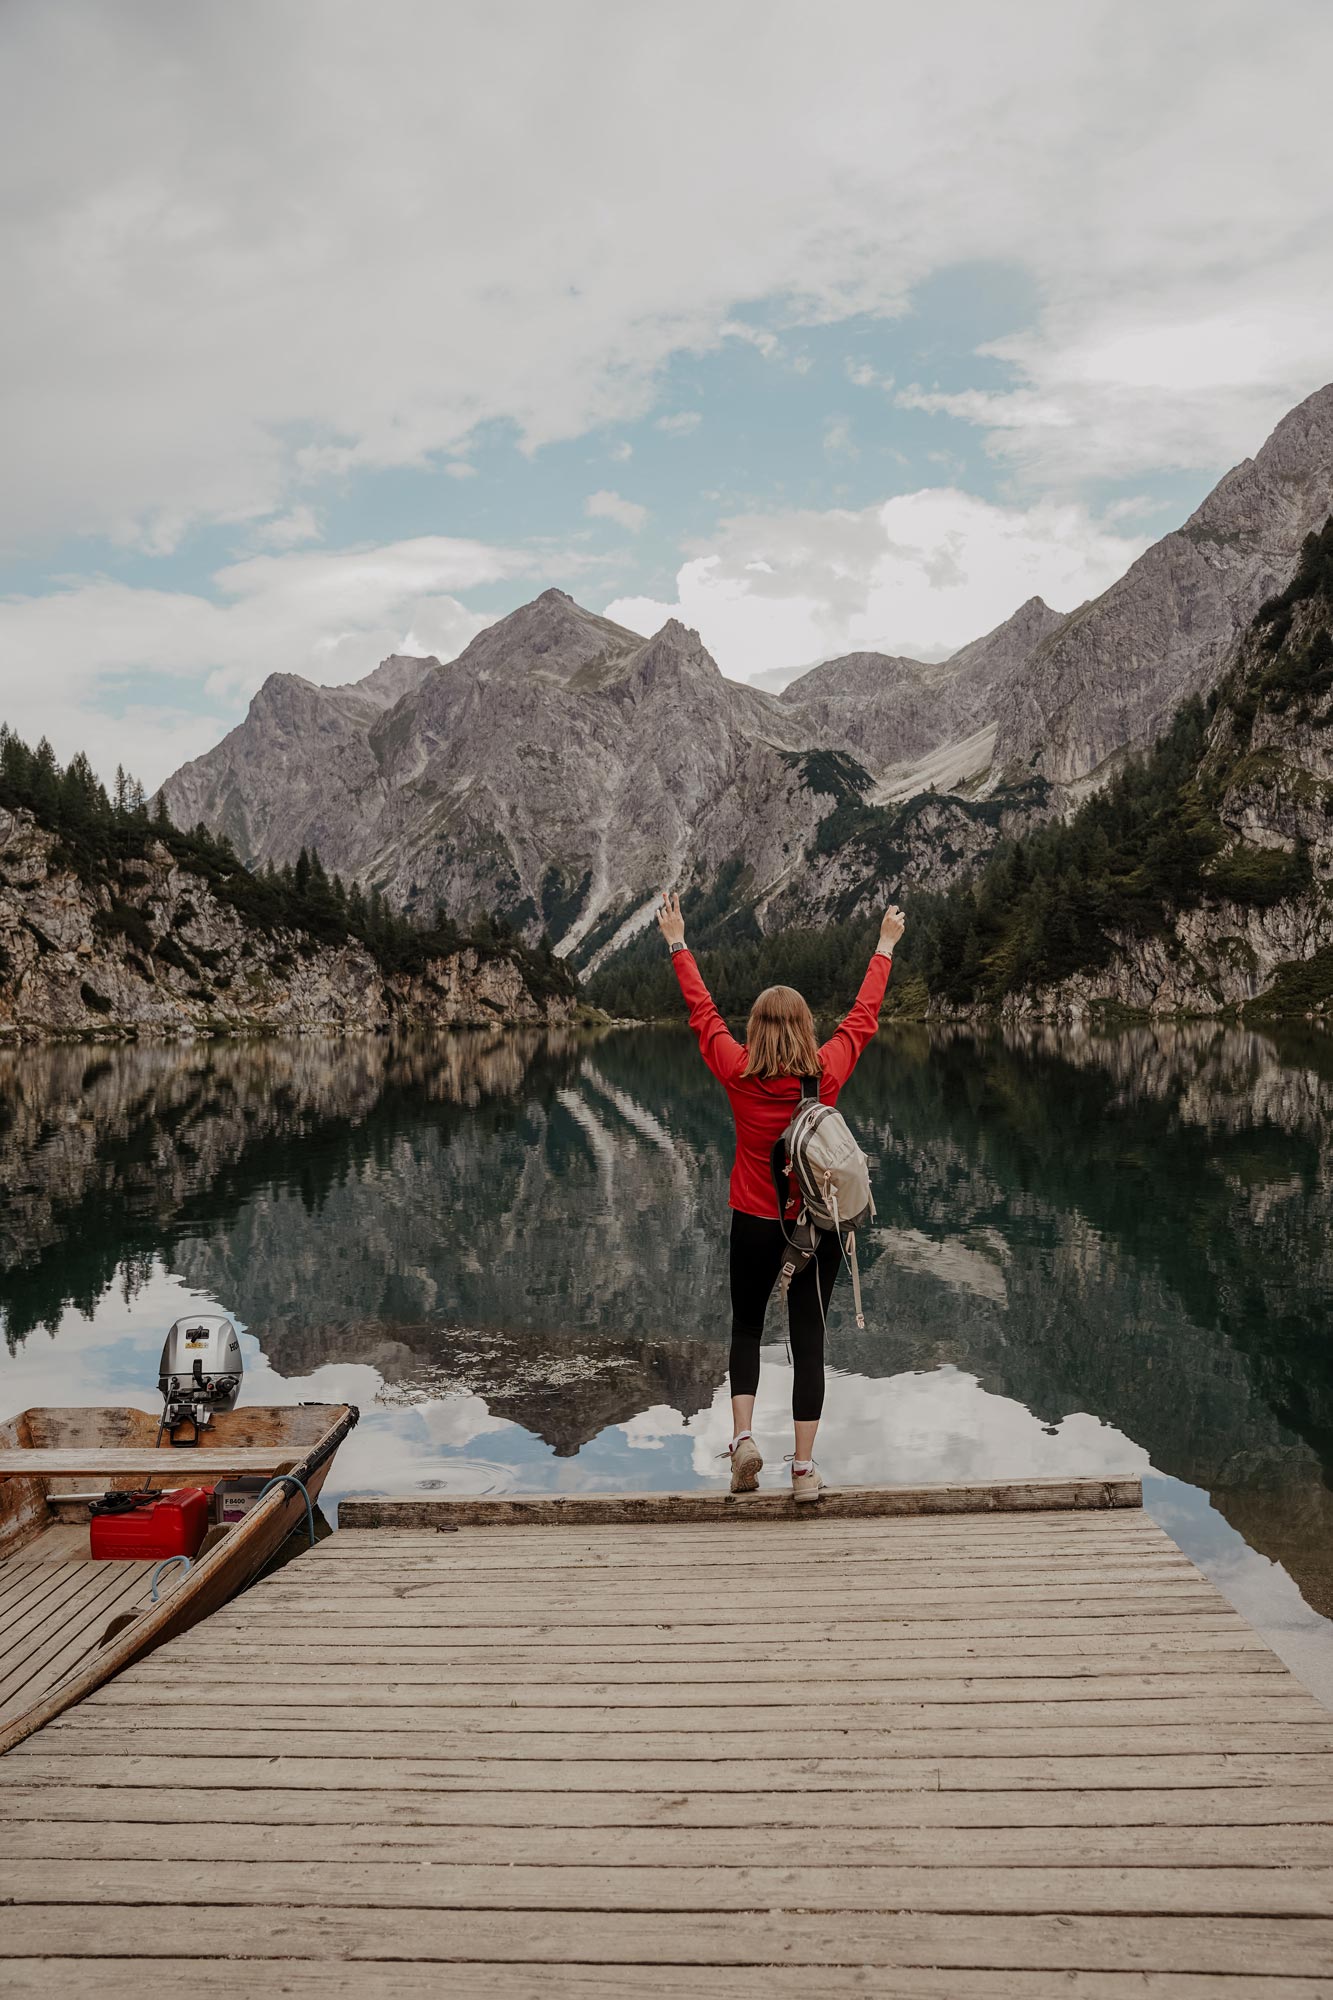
[787,1456,824,1503]
[722,1435,763,1493]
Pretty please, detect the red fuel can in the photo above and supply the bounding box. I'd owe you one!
[89,1486,212,1562]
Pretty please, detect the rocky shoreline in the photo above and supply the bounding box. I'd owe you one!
[0,806,575,1042]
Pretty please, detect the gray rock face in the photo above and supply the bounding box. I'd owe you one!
[942,595,1070,715]
[444,588,642,688]
[968,592,1333,1023]
[781,597,1065,776]
[166,591,833,961]
[161,587,1070,961]
[356,652,441,707]
[783,651,951,775]
[0,807,571,1039]
[164,649,438,861]
[784,648,936,705]
[993,384,1333,788]
[159,389,1333,964]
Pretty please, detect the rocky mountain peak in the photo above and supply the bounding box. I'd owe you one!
[992,382,1333,790]
[942,595,1068,695]
[615,618,726,699]
[446,586,642,686]
[244,672,322,725]
[773,596,1069,784]
[243,652,436,733]
[781,650,933,705]
[950,596,1060,654]
[353,652,439,709]
[1188,382,1333,542]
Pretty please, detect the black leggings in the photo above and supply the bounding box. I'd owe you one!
[728,1210,844,1422]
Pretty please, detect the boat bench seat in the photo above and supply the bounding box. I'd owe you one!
[0,1448,301,1477]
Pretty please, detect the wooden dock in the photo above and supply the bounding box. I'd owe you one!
[0,1527,161,1735]
[3,1476,1333,1996]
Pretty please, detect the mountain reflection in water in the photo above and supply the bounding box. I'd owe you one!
[2,1021,1332,1701]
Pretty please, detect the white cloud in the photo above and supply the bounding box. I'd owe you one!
[654,412,703,436]
[822,416,858,457]
[607,486,1146,678]
[0,534,539,785]
[721,320,779,359]
[608,441,633,462]
[249,505,322,549]
[2,4,1331,551]
[443,460,477,481]
[898,276,1333,484]
[584,489,648,533]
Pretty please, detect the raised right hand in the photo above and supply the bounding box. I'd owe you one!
[880,904,906,949]
[656,891,686,948]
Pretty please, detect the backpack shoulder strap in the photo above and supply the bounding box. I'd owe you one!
[770,1136,791,1217]
[774,1074,818,1222]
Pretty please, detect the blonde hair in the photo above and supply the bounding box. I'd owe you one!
[741,985,821,1081]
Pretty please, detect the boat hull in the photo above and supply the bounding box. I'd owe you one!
[0,1401,358,1754]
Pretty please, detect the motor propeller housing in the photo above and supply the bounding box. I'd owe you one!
[158,1315,243,1440]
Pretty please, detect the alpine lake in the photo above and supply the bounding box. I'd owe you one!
[3,1019,1333,1705]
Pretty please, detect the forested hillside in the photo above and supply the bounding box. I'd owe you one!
[0,727,573,1034]
[589,522,1333,1025]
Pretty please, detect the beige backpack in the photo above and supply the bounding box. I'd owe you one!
[770,1076,876,1328]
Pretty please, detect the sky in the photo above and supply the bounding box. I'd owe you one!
[1,0,1331,787]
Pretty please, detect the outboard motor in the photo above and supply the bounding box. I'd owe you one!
[158,1315,243,1444]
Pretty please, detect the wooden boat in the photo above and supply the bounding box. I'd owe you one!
[0,1400,358,1754]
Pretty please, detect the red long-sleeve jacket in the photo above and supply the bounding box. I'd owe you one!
[671,946,892,1218]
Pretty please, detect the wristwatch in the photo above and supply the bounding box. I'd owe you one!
[670,940,687,954]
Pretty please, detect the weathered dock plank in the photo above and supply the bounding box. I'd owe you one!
[340,1474,1141,1528]
[2,1487,1331,1995]
[99,1667,1298,1702]
[6,1854,1333,1916]
[4,1905,1333,1974]
[7,1775,1333,1826]
[11,1747,1333,1789]
[1,1965,1329,2000]
[5,1817,1333,1868]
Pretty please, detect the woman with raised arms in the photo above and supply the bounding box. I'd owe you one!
[656,893,905,1500]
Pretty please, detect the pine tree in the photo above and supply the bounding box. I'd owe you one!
[58,752,100,832]
[29,738,59,820]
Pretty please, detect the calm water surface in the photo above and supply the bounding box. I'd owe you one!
[3,1023,1333,1702]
